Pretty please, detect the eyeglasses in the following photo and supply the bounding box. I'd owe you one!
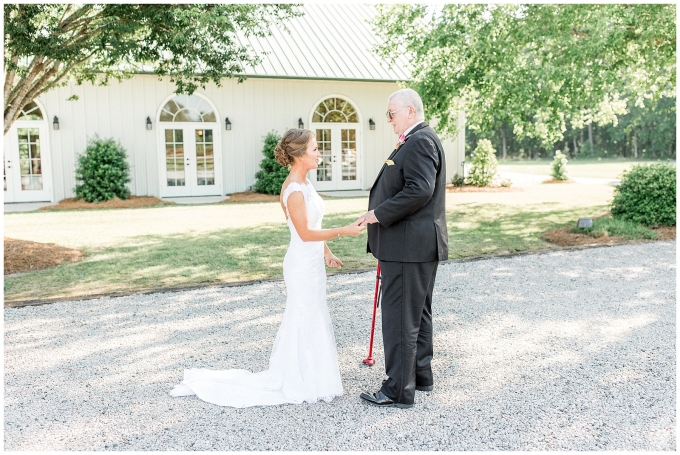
[385,106,409,120]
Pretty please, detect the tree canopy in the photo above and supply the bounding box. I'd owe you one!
[373,4,675,145]
[4,4,300,134]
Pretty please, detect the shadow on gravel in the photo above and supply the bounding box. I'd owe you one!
[4,242,676,450]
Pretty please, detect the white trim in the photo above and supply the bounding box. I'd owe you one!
[155,91,221,124]
[308,94,364,191]
[307,93,363,127]
[4,99,53,203]
[155,92,223,197]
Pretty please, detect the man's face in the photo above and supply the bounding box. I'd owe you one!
[386,100,415,136]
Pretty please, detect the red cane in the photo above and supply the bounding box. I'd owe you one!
[362,263,381,366]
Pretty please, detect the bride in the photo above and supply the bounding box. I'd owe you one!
[169,128,365,407]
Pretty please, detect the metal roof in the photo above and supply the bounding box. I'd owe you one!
[236,4,411,82]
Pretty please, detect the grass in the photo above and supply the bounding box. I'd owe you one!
[4,196,609,302]
[571,217,658,240]
[498,158,674,180]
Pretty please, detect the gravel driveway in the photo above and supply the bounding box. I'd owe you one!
[5,241,675,451]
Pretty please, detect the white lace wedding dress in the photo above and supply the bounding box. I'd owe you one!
[169,181,343,407]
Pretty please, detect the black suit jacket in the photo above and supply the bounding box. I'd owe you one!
[367,122,449,263]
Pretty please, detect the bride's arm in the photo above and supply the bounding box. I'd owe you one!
[287,192,364,242]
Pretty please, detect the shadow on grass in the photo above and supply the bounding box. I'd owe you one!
[447,202,609,257]
[4,203,607,301]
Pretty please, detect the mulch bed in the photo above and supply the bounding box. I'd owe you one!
[542,179,575,184]
[39,196,174,211]
[4,238,84,275]
[541,220,676,247]
[541,227,627,247]
[446,184,522,193]
[221,191,280,203]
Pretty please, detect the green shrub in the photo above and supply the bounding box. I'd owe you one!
[253,131,289,195]
[74,136,131,202]
[610,163,676,226]
[467,139,498,187]
[572,217,658,239]
[551,150,569,180]
[450,173,465,187]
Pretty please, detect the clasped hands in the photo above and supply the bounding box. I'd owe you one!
[357,210,378,227]
[342,210,377,238]
[325,211,377,269]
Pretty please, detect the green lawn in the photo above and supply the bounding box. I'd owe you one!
[4,183,613,302]
[571,217,658,240]
[498,158,674,180]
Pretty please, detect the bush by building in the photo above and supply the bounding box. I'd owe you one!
[450,173,465,187]
[253,131,288,195]
[74,136,131,202]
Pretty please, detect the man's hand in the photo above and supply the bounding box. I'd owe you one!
[357,210,379,227]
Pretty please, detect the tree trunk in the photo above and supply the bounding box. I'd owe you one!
[588,122,594,155]
[501,125,507,159]
[573,136,578,157]
[634,129,638,158]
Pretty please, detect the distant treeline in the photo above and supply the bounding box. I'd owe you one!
[466,96,676,160]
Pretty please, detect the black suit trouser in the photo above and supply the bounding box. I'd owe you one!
[379,260,438,405]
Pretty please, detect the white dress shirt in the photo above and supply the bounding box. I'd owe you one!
[403,121,425,138]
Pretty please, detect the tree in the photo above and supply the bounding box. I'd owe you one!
[465,95,676,160]
[4,4,301,134]
[373,4,675,146]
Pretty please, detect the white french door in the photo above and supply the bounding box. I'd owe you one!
[4,121,52,202]
[158,124,222,197]
[309,124,361,191]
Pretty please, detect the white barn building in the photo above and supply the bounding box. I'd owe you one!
[4,4,465,204]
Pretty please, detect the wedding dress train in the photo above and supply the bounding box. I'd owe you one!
[169,181,343,407]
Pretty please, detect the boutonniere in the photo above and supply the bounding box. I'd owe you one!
[395,133,406,150]
[384,159,395,166]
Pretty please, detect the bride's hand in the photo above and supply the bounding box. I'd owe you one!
[325,253,343,269]
[343,219,366,237]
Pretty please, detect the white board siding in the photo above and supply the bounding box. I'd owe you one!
[37,75,465,200]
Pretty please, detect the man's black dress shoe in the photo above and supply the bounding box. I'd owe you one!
[359,390,414,409]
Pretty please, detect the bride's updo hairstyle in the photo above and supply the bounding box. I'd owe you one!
[274,128,314,167]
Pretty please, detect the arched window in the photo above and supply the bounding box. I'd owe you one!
[18,101,44,120]
[159,95,217,122]
[312,97,358,123]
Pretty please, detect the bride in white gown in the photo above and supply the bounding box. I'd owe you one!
[169,128,365,407]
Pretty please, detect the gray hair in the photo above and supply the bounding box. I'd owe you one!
[388,88,425,120]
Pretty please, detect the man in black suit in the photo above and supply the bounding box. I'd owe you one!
[357,88,448,409]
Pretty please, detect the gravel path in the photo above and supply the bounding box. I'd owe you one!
[5,242,675,450]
